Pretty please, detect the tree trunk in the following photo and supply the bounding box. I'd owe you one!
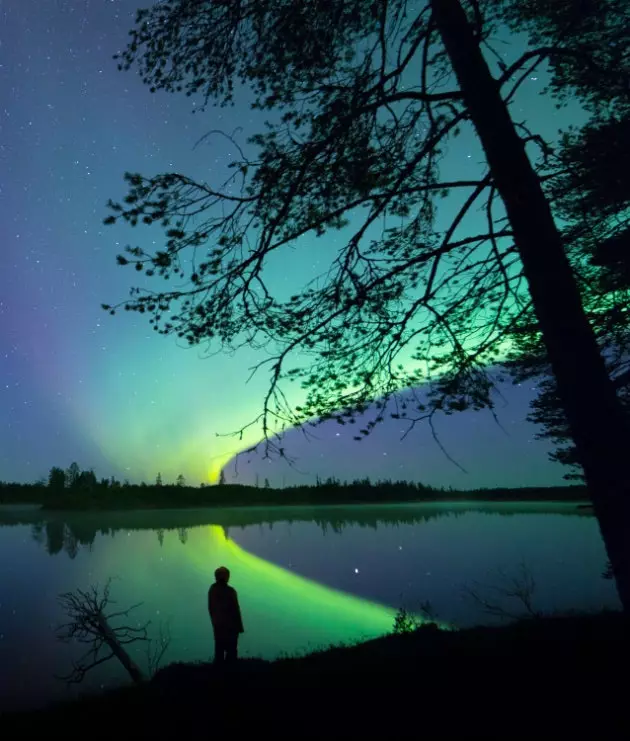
[431,0,630,611]
[97,613,145,685]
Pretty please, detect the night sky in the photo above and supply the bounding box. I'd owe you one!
[1,1,587,488]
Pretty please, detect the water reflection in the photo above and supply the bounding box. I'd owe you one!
[1,509,407,711]
[0,501,592,560]
[0,500,619,713]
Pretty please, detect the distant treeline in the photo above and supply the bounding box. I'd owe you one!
[0,464,589,510]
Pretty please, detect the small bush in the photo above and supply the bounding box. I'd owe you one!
[392,607,419,635]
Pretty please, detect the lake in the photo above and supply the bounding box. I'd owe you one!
[0,501,619,712]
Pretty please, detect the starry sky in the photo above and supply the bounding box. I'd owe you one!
[0,0,588,488]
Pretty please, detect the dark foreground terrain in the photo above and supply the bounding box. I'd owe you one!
[2,612,628,736]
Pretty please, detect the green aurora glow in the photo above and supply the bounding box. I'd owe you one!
[96,524,414,663]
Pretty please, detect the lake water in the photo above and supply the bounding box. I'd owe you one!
[0,501,619,712]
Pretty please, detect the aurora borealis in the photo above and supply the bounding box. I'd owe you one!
[1,1,587,488]
[0,516,397,708]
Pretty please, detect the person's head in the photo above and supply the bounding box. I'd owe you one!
[215,566,230,583]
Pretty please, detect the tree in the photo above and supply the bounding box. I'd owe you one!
[504,119,630,480]
[463,563,542,622]
[218,469,226,486]
[264,477,271,489]
[497,0,630,480]
[156,472,163,487]
[77,468,98,492]
[56,579,170,685]
[176,473,186,487]
[66,462,81,489]
[48,466,66,490]
[105,1,630,609]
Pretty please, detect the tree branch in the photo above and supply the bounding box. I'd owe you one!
[56,579,170,686]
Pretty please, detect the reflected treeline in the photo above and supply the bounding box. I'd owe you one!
[30,519,95,558]
[0,501,592,559]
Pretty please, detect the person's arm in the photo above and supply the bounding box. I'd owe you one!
[233,589,244,633]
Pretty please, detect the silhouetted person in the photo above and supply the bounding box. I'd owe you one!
[208,566,244,665]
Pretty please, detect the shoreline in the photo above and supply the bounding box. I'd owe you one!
[2,610,626,733]
[0,497,592,515]
[0,483,590,513]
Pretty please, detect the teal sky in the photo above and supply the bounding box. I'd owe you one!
[1,1,587,488]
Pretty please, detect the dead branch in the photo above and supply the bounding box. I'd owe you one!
[56,578,170,686]
[147,619,172,677]
[462,563,543,622]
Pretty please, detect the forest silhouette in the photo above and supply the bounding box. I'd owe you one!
[0,459,588,511]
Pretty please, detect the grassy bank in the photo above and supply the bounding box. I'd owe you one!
[2,611,627,735]
[0,479,589,511]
